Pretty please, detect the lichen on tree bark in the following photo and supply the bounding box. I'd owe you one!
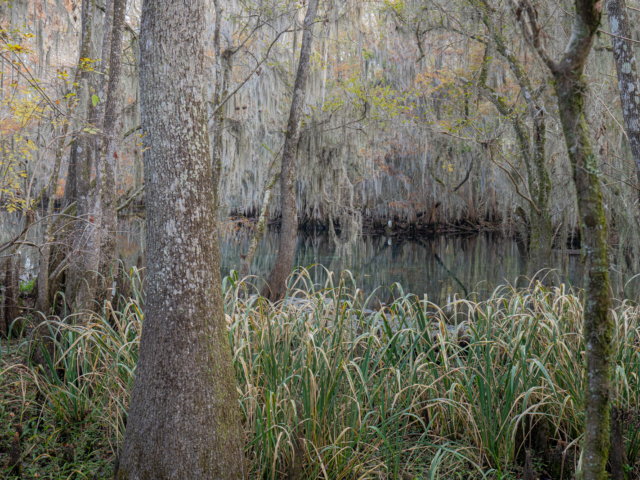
[117,0,245,477]
[511,0,613,478]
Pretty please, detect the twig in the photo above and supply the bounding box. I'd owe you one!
[452,155,475,193]
[123,124,141,138]
[117,185,145,212]
[510,0,558,71]
[593,92,630,144]
[0,213,34,255]
[492,157,541,215]
[210,25,295,117]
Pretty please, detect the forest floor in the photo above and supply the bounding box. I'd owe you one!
[1,275,639,479]
[1,339,117,479]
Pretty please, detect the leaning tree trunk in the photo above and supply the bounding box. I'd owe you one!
[473,16,553,271]
[606,0,640,198]
[261,0,320,301]
[117,0,245,478]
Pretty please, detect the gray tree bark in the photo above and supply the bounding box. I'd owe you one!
[117,0,245,477]
[66,0,99,313]
[211,0,233,210]
[97,0,114,109]
[607,0,640,198]
[35,133,65,315]
[552,27,612,480]
[37,0,95,315]
[1,255,20,337]
[62,141,78,208]
[68,76,101,314]
[512,0,612,478]
[97,0,127,298]
[262,0,320,301]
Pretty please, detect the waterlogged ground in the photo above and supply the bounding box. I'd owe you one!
[3,279,640,479]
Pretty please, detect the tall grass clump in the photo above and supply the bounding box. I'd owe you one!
[2,267,639,479]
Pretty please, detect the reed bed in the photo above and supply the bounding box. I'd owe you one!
[1,267,639,479]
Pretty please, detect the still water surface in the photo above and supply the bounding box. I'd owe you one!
[120,222,640,304]
[4,214,638,305]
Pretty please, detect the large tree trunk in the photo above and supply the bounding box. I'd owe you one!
[513,0,613,477]
[261,0,320,301]
[606,0,640,197]
[117,0,245,477]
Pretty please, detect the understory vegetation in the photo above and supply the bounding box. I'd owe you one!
[2,269,639,479]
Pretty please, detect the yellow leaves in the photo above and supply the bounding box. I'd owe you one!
[442,162,454,173]
[5,43,27,53]
[3,193,32,215]
[4,95,45,129]
[0,26,37,58]
[0,96,38,212]
[1,28,36,55]
[382,0,406,22]
[79,57,99,72]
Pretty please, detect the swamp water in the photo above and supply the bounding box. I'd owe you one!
[97,221,640,305]
[3,215,639,305]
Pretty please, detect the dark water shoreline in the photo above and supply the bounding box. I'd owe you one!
[216,228,639,304]
[4,213,639,304]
